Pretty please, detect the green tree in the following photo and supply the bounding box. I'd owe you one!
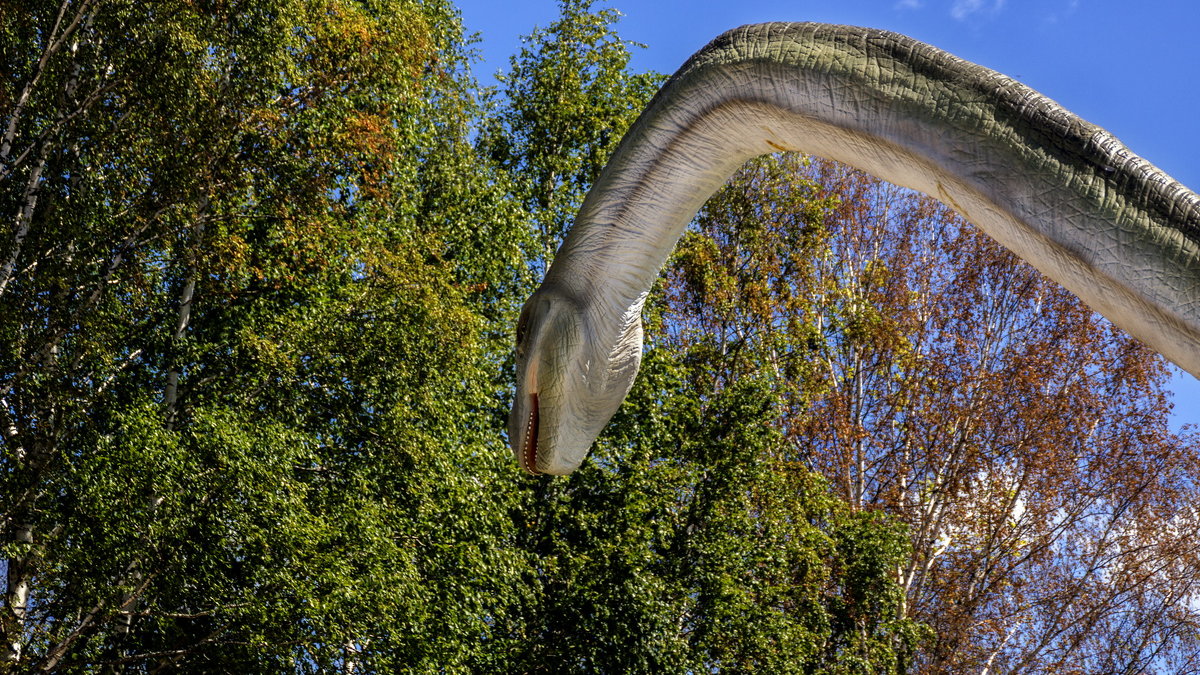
[1,0,529,670]
[476,0,661,265]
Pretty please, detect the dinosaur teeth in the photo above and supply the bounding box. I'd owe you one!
[522,393,541,475]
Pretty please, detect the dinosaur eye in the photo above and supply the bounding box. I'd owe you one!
[515,304,532,355]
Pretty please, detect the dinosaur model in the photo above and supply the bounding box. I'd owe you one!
[509,23,1200,475]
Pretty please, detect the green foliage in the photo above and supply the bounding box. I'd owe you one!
[1,0,529,670]
[477,0,663,264]
[485,346,921,673]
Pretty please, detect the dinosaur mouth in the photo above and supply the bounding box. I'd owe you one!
[521,393,541,475]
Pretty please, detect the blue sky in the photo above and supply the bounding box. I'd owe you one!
[456,0,1200,431]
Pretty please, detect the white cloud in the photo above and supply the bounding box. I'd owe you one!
[1043,0,1080,25]
[951,0,1006,20]
[951,0,983,19]
[895,0,923,10]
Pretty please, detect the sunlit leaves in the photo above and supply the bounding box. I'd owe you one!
[477,0,663,265]
[0,0,531,669]
[662,153,1200,673]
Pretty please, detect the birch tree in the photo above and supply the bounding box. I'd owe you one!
[664,153,1200,673]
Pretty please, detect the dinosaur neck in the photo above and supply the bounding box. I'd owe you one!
[544,22,1200,377]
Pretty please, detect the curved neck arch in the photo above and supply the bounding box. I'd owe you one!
[546,23,1200,377]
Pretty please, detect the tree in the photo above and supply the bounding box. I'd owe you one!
[664,153,1200,673]
[0,0,531,669]
[476,0,661,266]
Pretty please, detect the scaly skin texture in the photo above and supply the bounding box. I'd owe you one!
[509,22,1200,476]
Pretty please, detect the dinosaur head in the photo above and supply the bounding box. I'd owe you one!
[508,285,643,475]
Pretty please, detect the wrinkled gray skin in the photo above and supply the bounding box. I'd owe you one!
[509,22,1200,476]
